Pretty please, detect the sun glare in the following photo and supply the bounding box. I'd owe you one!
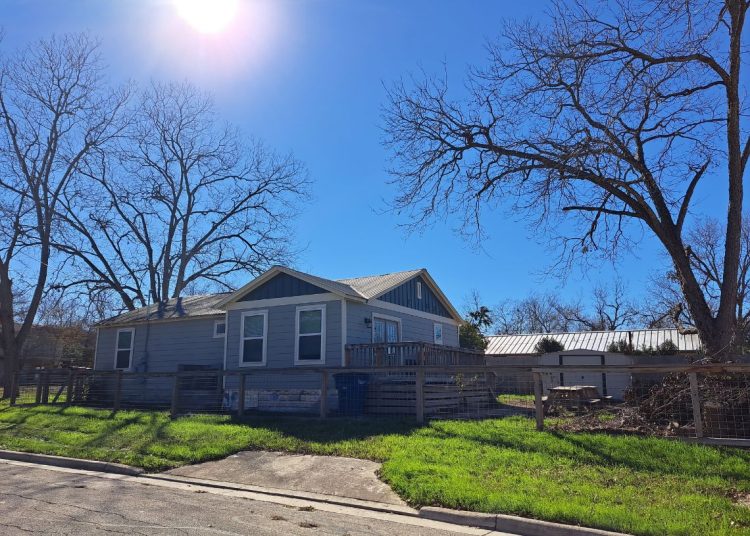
[174,0,239,34]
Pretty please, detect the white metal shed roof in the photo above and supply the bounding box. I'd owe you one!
[485,329,701,355]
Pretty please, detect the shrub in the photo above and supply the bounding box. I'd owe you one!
[459,322,488,351]
[656,339,678,355]
[606,339,633,354]
[534,336,564,353]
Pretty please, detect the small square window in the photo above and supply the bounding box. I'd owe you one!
[214,320,226,338]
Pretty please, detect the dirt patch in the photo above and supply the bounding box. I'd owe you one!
[551,406,695,437]
[734,492,750,508]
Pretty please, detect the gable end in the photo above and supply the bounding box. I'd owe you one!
[378,275,453,319]
[240,272,327,301]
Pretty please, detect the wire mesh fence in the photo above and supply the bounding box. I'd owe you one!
[533,363,750,442]
[9,363,750,444]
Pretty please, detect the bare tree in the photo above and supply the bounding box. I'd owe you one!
[0,34,127,397]
[646,217,750,348]
[384,0,748,358]
[56,81,308,311]
[556,280,640,331]
[494,294,573,334]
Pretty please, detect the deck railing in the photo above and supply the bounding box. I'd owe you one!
[344,341,485,367]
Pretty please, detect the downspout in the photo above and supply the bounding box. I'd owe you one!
[222,309,229,390]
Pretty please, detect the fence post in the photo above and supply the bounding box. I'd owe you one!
[170,374,180,418]
[34,370,43,404]
[688,372,704,438]
[9,371,18,406]
[344,347,352,367]
[319,370,328,418]
[65,369,74,406]
[237,373,246,417]
[113,370,123,412]
[42,370,51,404]
[415,369,425,424]
[533,372,544,431]
[216,371,223,411]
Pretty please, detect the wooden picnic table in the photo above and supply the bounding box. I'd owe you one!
[543,385,605,411]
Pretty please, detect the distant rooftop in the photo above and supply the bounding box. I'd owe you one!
[485,328,701,355]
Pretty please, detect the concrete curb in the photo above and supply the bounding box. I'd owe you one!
[0,452,630,536]
[0,449,143,476]
[420,507,630,536]
[142,473,418,516]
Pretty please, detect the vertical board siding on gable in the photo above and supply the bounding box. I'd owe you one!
[240,272,327,301]
[377,275,453,318]
[347,302,459,347]
[225,299,341,378]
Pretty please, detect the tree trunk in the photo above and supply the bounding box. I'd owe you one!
[0,272,18,399]
[712,1,746,361]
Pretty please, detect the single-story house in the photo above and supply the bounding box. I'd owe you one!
[485,329,703,399]
[93,266,465,411]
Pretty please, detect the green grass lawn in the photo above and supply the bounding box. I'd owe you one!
[0,401,748,536]
[496,393,535,408]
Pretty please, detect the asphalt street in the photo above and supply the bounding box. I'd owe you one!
[0,461,508,535]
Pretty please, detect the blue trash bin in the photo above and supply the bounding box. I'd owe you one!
[334,373,370,416]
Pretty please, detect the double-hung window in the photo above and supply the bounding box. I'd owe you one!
[115,328,134,370]
[240,311,267,366]
[295,305,325,364]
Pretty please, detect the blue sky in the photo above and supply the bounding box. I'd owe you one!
[2,0,723,313]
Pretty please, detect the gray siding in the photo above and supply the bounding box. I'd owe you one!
[378,275,453,319]
[94,316,225,373]
[225,298,342,372]
[347,301,459,347]
[240,273,326,301]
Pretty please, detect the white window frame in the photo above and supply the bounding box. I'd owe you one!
[239,310,268,367]
[433,323,444,345]
[371,313,402,343]
[416,281,422,300]
[114,328,135,370]
[213,319,226,338]
[294,304,326,365]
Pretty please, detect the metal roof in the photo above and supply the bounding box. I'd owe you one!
[98,267,457,326]
[98,293,228,326]
[337,269,423,299]
[485,329,702,355]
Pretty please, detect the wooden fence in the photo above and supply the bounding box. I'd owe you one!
[10,362,750,446]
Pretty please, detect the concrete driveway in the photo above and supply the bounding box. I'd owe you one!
[164,450,407,505]
[0,460,506,535]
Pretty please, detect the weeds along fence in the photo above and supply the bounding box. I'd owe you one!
[9,363,750,446]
